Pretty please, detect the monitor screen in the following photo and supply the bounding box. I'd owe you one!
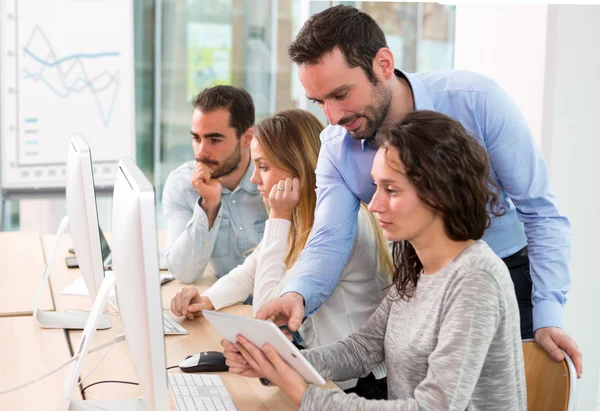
[98,227,112,266]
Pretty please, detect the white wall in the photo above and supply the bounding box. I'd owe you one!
[542,6,600,410]
[454,4,548,147]
[456,4,600,410]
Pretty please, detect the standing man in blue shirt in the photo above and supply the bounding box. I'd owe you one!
[163,86,268,284]
[253,5,582,376]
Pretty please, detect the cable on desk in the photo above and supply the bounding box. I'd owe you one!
[81,365,180,394]
[0,333,125,395]
[75,339,118,388]
[81,380,139,395]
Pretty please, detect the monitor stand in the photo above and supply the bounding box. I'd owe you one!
[63,275,151,411]
[33,216,111,330]
[67,399,149,411]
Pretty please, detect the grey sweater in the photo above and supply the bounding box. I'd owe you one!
[302,241,526,410]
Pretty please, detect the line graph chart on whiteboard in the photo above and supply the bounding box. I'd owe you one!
[0,0,135,192]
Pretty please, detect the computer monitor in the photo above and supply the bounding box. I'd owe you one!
[110,158,170,410]
[65,158,169,410]
[63,158,168,410]
[67,219,170,271]
[66,228,111,269]
[66,136,105,299]
[33,136,110,330]
[99,227,112,268]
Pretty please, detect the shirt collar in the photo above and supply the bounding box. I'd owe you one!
[361,69,434,151]
[398,69,435,111]
[227,160,258,194]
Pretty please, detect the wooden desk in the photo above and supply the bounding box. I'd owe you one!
[70,304,337,410]
[0,316,82,410]
[0,232,54,316]
[43,233,338,409]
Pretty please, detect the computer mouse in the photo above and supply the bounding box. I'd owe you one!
[178,351,229,373]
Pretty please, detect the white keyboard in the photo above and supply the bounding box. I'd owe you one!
[107,293,188,335]
[169,373,237,411]
[163,310,188,335]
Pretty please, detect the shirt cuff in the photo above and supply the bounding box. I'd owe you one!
[193,199,223,233]
[192,198,210,228]
[189,199,222,260]
[280,278,319,316]
[201,288,229,311]
[533,299,565,331]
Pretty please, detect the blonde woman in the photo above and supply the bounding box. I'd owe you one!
[171,109,392,398]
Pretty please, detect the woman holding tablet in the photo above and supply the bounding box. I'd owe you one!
[171,109,392,397]
[225,111,527,410]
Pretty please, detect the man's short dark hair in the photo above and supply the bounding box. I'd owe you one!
[288,5,387,84]
[192,86,255,138]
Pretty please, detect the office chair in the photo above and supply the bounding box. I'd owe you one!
[522,339,577,411]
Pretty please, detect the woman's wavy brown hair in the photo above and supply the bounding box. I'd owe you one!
[376,110,505,300]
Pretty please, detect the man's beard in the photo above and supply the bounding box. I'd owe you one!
[337,81,392,140]
[196,141,242,179]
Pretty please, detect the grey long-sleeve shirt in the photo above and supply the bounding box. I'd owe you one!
[302,240,526,411]
[162,161,268,283]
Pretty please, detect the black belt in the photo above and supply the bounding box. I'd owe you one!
[502,246,528,269]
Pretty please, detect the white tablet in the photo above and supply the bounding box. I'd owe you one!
[203,310,326,385]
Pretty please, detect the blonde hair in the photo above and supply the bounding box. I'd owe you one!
[253,110,322,268]
[361,203,394,284]
[254,109,393,275]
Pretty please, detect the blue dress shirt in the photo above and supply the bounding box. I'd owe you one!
[281,69,571,332]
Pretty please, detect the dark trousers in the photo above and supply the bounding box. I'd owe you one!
[344,373,388,400]
[503,247,534,339]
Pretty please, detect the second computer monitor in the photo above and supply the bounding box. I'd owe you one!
[111,158,170,411]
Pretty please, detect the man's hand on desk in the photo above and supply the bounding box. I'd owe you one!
[170,287,214,320]
[255,292,305,332]
[535,326,583,378]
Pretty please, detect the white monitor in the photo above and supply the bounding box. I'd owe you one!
[66,159,239,410]
[115,158,173,409]
[33,136,110,330]
[65,158,168,410]
[66,136,105,300]
[111,158,170,410]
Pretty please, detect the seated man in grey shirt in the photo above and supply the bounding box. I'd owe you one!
[163,86,268,283]
[225,111,526,410]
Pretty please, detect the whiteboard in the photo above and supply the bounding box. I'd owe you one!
[0,0,135,194]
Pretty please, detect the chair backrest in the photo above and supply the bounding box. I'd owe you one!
[522,339,577,411]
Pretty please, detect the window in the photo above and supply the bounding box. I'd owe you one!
[2,0,455,232]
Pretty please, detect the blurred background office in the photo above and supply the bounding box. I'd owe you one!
[1,2,599,410]
[1,0,457,232]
